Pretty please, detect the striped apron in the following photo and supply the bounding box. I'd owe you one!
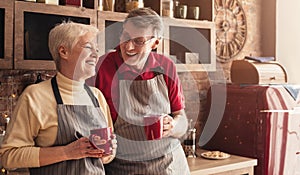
[105,74,190,175]
[29,76,107,175]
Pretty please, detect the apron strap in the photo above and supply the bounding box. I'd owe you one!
[84,84,100,107]
[51,75,99,107]
[51,76,63,104]
[150,66,164,76]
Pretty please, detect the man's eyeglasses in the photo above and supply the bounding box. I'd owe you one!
[120,35,155,47]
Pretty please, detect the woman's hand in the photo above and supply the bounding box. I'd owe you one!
[64,137,105,160]
[39,137,105,166]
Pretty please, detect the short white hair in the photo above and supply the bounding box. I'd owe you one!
[124,8,163,38]
[48,21,99,70]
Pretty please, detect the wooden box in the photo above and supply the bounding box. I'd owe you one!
[230,60,287,84]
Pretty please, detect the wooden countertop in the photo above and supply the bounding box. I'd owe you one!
[188,149,257,175]
[5,149,257,175]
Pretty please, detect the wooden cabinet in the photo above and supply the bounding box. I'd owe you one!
[97,11,127,55]
[96,11,215,72]
[0,0,13,69]
[143,0,213,21]
[14,1,97,70]
[1,1,215,71]
[143,0,216,71]
[163,18,215,72]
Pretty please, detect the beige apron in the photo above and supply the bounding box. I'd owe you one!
[105,74,190,175]
[29,76,107,175]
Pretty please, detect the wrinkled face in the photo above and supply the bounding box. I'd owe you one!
[119,21,158,69]
[68,32,100,81]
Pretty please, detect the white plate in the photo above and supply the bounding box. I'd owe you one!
[201,151,230,160]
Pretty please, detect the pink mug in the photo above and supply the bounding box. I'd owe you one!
[89,127,113,155]
[144,115,164,140]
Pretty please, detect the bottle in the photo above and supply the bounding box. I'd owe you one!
[162,0,174,18]
[1,117,10,136]
[184,119,197,158]
[4,117,10,131]
[125,0,144,12]
[35,73,44,84]
[174,0,180,18]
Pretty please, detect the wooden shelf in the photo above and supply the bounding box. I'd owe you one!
[143,0,213,21]
[163,18,216,72]
[97,11,127,54]
[0,0,13,69]
[179,0,213,21]
[14,1,97,70]
[97,12,215,72]
[2,1,215,71]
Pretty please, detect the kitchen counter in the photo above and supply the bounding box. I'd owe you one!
[5,149,257,175]
[188,149,257,175]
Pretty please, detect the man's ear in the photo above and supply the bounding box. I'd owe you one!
[58,46,68,60]
[151,39,160,50]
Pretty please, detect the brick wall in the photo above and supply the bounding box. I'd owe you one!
[178,71,210,142]
[0,70,56,134]
[0,70,210,137]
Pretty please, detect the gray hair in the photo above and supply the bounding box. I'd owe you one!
[124,8,163,38]
[48,21,99,70]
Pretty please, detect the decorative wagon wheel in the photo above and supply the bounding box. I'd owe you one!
[214,0,247,62]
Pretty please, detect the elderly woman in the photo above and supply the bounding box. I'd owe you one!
[0,21,116,175]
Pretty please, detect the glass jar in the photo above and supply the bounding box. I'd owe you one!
[183,119,197,158]
[162,0,174,18]
[125,0,144,12]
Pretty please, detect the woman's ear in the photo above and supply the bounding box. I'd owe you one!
[151,39,160,49]
[58,46,68,60]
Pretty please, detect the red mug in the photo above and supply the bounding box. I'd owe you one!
[89,127,112,155]
[144,115,164,140]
